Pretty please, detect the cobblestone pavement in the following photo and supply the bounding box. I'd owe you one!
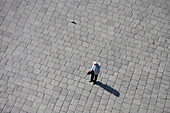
[0,0,170,113]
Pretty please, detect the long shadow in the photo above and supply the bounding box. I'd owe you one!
[96,81,120,97]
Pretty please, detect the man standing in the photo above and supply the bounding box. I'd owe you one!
[88,61,101,85]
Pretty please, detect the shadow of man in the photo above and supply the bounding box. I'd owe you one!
[96,81,120,97]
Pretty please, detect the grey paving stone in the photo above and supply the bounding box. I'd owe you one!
[11,107,20,113]
[3,105,12,112]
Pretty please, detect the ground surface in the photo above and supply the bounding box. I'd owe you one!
[0,0,170,113]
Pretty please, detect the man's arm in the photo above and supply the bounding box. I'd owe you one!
[91,64,96,71]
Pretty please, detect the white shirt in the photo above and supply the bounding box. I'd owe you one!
[91,63,101,75]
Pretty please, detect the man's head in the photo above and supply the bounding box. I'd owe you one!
[93,61,97,66]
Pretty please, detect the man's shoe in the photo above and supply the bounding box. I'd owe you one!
[89,80,93,82]
[93,82,96,85]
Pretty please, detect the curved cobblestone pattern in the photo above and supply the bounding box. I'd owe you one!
[0,0,170,113]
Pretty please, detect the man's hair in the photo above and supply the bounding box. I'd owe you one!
[93,61,97,64]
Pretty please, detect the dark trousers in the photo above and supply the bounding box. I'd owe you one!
[90,70,98,84]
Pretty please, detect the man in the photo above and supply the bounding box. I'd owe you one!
[88,61,101,85]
